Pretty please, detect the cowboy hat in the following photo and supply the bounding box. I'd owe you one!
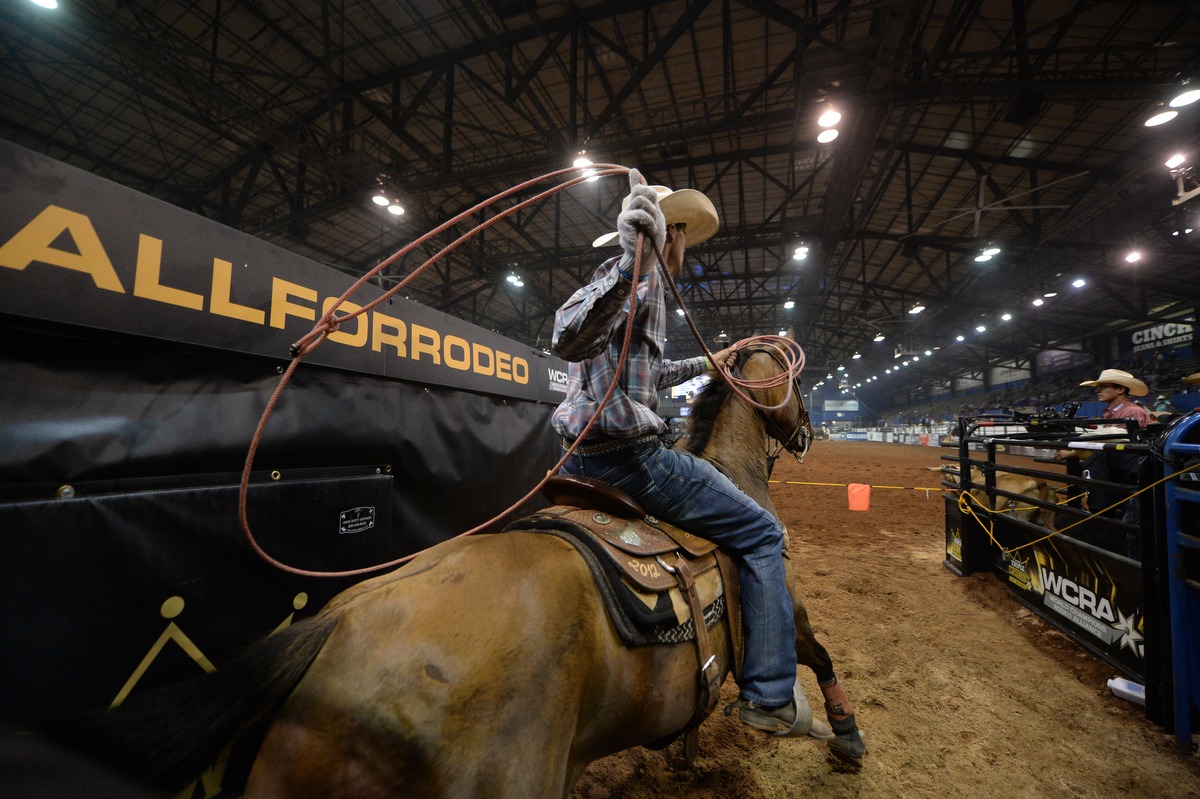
[592,185,719,247]
[1079,368,1149,396]
[1186,371,1200,384]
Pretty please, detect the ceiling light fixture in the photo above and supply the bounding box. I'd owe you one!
[852,352,862,359]
[1072,278,1086,288]
[793,247,809,261]
[1170,83,1200,108]
[873,333,885,342]
[817,128,839,143]
[372,193,390,206]
[908,303,925,315]
[976,325,986,333]
[676,308,685,316]
[784,299,795,309]
[1145,107,1178,126]
[387,204,405,215]
[1032,298,1044,307]
[818,107,841,127]
[1166,154,1186,169]
[1001,312,1012,321]
[1125,250,1142,263]
[955,335,965,342]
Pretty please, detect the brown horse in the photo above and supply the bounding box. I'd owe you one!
[86,346,863,798]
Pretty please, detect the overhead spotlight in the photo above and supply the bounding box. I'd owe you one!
[387,203,405,215]
[908,303,925,315]
[784,299,795,309]
[955,335,965,342]
[1170,83,1200,108]
[817,107,842,127]
[372,193,390,206]
[836,365,845,371]
[1166,154,1187,169]
[30,0,58,9]
[1043,291,1057,298]
[1072,278,1086,288]
[778,329,787,336]
[676,308,685,316]
[902,360,910,367]
[974,254,993,263]
[1145,107,1178,126]
[1125,250,1142,263]
[1001,313,1012,321]
[982,245,1001,256]
[573,150,592,168]
[924,350,932,356]
[717,331,729,341]
[1032,298,1044,307]
[852,352,862,359]
[506,273,520,284]
[817,128,839,143]
[873,333,885,342]
[976,324,986,333]
[886,368,892,374]
[792,250,808,261]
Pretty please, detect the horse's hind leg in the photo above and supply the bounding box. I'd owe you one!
[793,597,866,767]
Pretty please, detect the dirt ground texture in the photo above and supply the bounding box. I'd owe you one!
[570,440,1200,799]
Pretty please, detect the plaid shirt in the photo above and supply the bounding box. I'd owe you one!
[551,255,707,440]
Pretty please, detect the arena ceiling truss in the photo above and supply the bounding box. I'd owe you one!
[2,0,1199,409]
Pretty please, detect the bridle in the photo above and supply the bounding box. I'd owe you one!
[732,346,814,475]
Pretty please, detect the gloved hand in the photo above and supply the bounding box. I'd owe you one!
[617,168,666,260]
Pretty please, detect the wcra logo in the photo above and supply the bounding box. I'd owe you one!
[547,367,569,393]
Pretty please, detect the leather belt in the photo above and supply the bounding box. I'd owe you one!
[563,433,659,457]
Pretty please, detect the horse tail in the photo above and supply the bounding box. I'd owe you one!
[63,614,338,793]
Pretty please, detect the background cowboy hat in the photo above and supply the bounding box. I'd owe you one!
[592,184,719,247]
[1079,368,1149,396]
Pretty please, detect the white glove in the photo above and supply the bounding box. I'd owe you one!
[617,169,666,258]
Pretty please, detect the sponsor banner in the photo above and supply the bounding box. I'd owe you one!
[989,364,1029,385]
[845,431,868,441]
[0,140,567,403]
[996,533,1144,677]
[824,399,859,411]
[1119,318,1194,356]
[1036,347,1093,374]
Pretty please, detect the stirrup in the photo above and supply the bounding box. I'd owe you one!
[724,678,817,738]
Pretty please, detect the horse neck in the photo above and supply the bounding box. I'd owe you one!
[694,394,778,517]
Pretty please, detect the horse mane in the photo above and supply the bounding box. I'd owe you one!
[682,372,733,456]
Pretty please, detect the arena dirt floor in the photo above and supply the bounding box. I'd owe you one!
[569,440,1200,799]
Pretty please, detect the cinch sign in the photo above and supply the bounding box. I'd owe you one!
[0,141,565,403]
[1125,320,1193,355]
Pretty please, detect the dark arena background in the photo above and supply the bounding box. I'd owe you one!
[3,2,1200,797]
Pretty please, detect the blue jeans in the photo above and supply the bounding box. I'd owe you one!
[562,438,797,706]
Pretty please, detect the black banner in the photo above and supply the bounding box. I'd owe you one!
[0,140,568,403]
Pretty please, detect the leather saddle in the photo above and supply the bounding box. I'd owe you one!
[507,474,744,737]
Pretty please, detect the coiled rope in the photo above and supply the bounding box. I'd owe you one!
[238,166,805,576]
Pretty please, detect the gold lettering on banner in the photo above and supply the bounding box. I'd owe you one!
[372,311,407,356]
[210,258,265,324]
[444,335,470,371]
[322,298,367,348]
[411,323,440,364]
[133,234,204,310]
[472,344,494,376]
[269,277,317,329]
[0,205,126,292]
[0,204,539,395]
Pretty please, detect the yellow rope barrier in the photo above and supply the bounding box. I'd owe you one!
[771,480,942,493]
[955,460,1200,556]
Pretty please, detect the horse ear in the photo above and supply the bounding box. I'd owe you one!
[783,326,794,340]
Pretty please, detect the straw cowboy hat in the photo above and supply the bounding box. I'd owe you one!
[1079,368,1149,396]
[1186,372,1200,385]
[592,185,719,248]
